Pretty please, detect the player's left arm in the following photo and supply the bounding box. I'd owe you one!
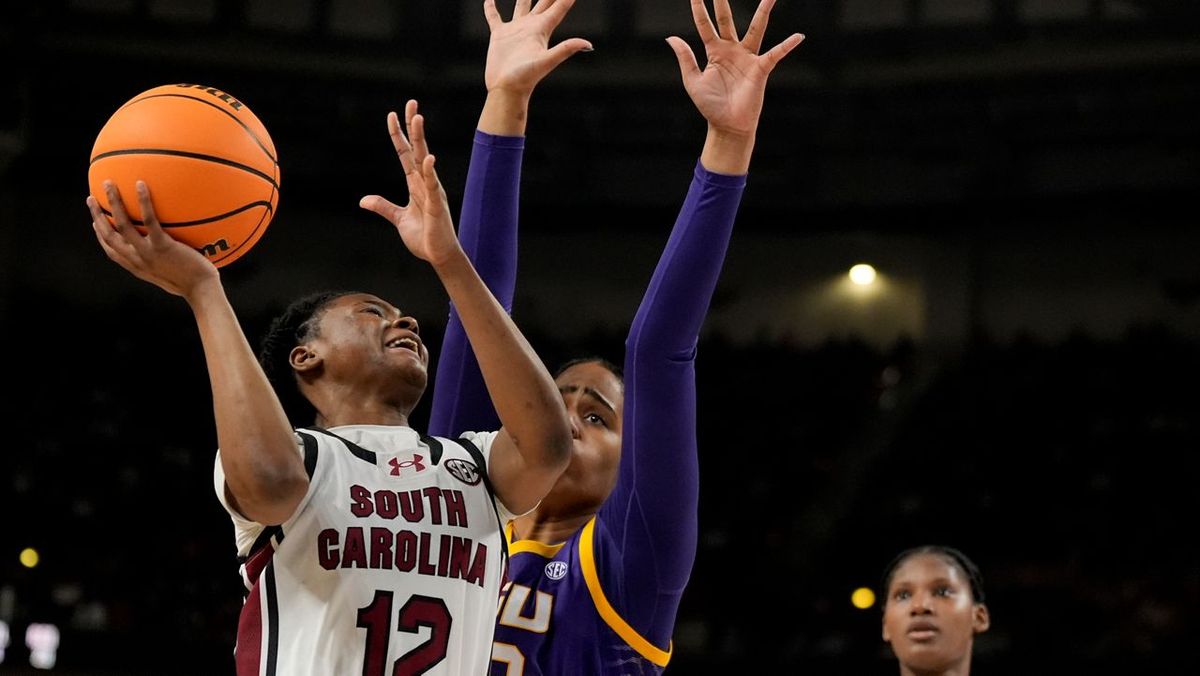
[360,106,571,514]
[598,0,804,641]
[428,0,591,438]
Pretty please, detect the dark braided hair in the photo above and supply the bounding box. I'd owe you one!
[881,545,986,604]
[258,290,355,427]
[555,357,624,386]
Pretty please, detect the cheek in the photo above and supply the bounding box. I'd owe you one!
[575,434,621,479]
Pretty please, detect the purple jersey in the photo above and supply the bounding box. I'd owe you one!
[431,132,746,673]
[492,520,666,675]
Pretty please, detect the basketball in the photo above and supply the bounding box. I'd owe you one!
[88,83,280,268]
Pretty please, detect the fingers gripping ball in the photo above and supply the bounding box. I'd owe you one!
[88,84,281,267]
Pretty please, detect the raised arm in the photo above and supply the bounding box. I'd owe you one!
[360,108,571,514]
[429,0,591,437]
[597,0,804,642]
[88,182,306,526]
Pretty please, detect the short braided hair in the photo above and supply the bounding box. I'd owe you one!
[257,290,354,427]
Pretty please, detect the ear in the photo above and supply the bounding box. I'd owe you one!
[882,613,891,643]
[973,603,991,634]
[290,344,322,374]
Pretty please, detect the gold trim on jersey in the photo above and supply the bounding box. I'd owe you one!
[579,517,673,667]
[505,522,566,558]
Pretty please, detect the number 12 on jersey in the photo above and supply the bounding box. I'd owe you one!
[357,591,452,676]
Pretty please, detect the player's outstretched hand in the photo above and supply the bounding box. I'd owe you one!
[666,0,804,137]
[484,0,592,96]
[359,107,462,268]
[88,180,219,299]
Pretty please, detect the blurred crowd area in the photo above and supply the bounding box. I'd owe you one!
[2,292,1196,675]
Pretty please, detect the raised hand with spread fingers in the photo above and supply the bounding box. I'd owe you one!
[480,0,593,135]
[667,0,805,173]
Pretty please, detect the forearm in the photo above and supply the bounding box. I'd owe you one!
[187,281,305,522]
[627,162,746,358]
[431,252,569,460]
[429,130,524,437]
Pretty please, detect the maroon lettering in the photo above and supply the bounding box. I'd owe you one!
[443,490,467,527]
[466,542,488,588]
[418,532,436,575]
[350,485,373,517]
[395,530,417,572]
[423,487,444,524]
[342,527,367,568]
[370,527,393,569]
[437,534,452,577]
[448,536,472,580]
[399,489,424,522]
[375,490,399,519]
[317,528,340,570]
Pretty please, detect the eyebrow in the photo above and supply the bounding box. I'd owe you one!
[559,385,617,415]
[359,299,400,316]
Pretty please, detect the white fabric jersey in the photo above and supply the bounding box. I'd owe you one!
[213,425,514,676]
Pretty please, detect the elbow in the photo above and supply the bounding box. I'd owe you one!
[226,465,309,526]
[547,424,573,472]
[535,409,574,474]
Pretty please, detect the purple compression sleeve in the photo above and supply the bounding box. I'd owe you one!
[428,131,524,438]
[596,162,746,646]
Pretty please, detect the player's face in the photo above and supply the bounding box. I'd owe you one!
[302,293,429,402]
[541,362,624,514]
[882,554,989,674]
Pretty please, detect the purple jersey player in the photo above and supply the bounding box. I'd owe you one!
[427,1,805,673]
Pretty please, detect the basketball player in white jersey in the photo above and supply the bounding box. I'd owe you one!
[87,105,572,675]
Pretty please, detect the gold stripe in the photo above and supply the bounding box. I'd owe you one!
[506,522,566,558]
[579,517,673,666]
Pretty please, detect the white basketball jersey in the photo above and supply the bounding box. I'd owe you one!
[212,425,515,676]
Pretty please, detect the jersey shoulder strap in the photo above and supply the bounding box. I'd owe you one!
[454,435,509,562]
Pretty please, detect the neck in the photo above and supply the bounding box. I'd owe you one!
[312,397,411,429]
[900,654,971,676]
[511,509,597,545]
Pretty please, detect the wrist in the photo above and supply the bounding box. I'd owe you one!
[478,88,533,137]
[700,126,756,175]
[428,244,470,275]
[184,275,227,311]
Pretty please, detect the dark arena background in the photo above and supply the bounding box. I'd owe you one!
[2,1,1199,674]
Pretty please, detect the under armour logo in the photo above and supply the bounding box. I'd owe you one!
[388,455,425,476]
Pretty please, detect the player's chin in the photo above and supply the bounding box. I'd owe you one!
[897,643,956,671]
[393,359,428,389]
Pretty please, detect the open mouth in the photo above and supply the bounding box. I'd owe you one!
[385,337,420,353]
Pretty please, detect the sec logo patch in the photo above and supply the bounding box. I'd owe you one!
[445,458,482,486]
[545,561,568,580]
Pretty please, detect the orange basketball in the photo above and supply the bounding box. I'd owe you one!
[88,83,280,268]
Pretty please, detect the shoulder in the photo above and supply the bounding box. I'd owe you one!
[455,430,500,456]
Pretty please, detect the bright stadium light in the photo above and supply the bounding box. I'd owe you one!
[849,264,877,286]
[851,587,876,610]
[19,548,39,569]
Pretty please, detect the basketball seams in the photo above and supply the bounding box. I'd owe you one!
[118,92,279,165]
[209,192,276,265]
[98,200,273,228]
[91,148,279,190]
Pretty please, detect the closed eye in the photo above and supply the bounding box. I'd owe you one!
[362,306,384,317]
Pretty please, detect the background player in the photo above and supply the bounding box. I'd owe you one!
[422,0,805,672]
[882,546,991,676]
[87,105,571,674]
